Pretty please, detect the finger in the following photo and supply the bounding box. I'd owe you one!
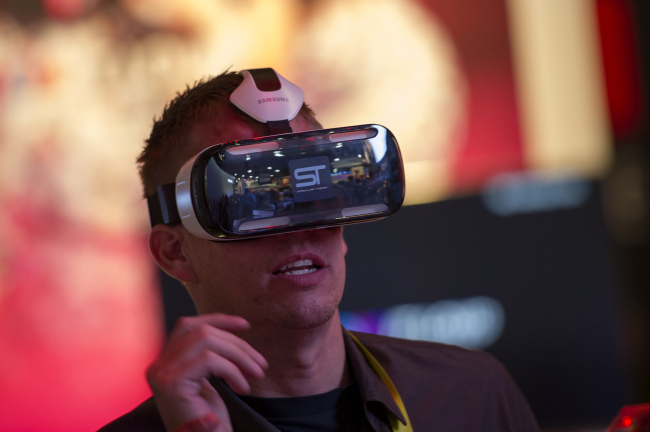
[199,377,231,420]
[169,314,251,340]
[165,324,267,379]
[203,325,268,370]
[173,349,256,395]
[165,315,268,366]
[169,314,267,368]
[151,377,232,432]
[203,350,263,394]
[149,346,253,397]
[200,327,268,377]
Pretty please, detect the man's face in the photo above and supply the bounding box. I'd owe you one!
[178,110,348,330]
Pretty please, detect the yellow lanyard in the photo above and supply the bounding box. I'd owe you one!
[347,331,413,432]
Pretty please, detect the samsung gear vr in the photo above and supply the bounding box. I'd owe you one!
[147,68,405,241]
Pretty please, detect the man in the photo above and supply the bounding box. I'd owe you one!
[101,69,539,431]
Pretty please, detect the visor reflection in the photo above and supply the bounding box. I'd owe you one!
[226,141,279,155]
[341,204,389,218]
[238,216,291,231]
[329,129,377,143]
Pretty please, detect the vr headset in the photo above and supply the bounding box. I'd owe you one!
[147,68,405,241]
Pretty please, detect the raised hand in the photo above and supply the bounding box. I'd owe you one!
[146,314,268,432]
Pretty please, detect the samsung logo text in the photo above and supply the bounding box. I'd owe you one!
[258,97,289,104]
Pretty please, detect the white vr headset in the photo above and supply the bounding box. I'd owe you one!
[147,68,405,241]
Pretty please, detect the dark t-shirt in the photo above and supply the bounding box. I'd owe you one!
[238,383,363,432]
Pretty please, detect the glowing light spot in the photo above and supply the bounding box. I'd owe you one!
[341,296,505,349]
[622,416,633,427]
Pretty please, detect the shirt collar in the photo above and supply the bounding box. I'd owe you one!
[343,329,407,428]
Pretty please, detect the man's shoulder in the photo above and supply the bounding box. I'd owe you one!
[349,331,510,386]
[349,331,539,430]
[351,331,499,368]
[97,397,165,432]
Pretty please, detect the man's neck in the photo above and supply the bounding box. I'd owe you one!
[242,314,349,398]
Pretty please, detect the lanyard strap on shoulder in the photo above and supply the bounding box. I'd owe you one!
[347,331,413,432]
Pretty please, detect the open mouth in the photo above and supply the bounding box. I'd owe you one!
[273,259,322,276]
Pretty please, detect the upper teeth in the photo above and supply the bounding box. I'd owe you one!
[277,259,317,276]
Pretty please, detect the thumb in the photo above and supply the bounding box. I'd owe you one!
[200,379,233,432]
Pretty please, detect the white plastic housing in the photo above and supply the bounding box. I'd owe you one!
[229,69,305,123]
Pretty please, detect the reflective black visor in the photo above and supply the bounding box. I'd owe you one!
[148,124,405,240]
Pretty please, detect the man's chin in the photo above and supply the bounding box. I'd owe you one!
[275,305,339,331]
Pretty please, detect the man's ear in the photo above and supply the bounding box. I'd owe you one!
[149,224,198,283]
